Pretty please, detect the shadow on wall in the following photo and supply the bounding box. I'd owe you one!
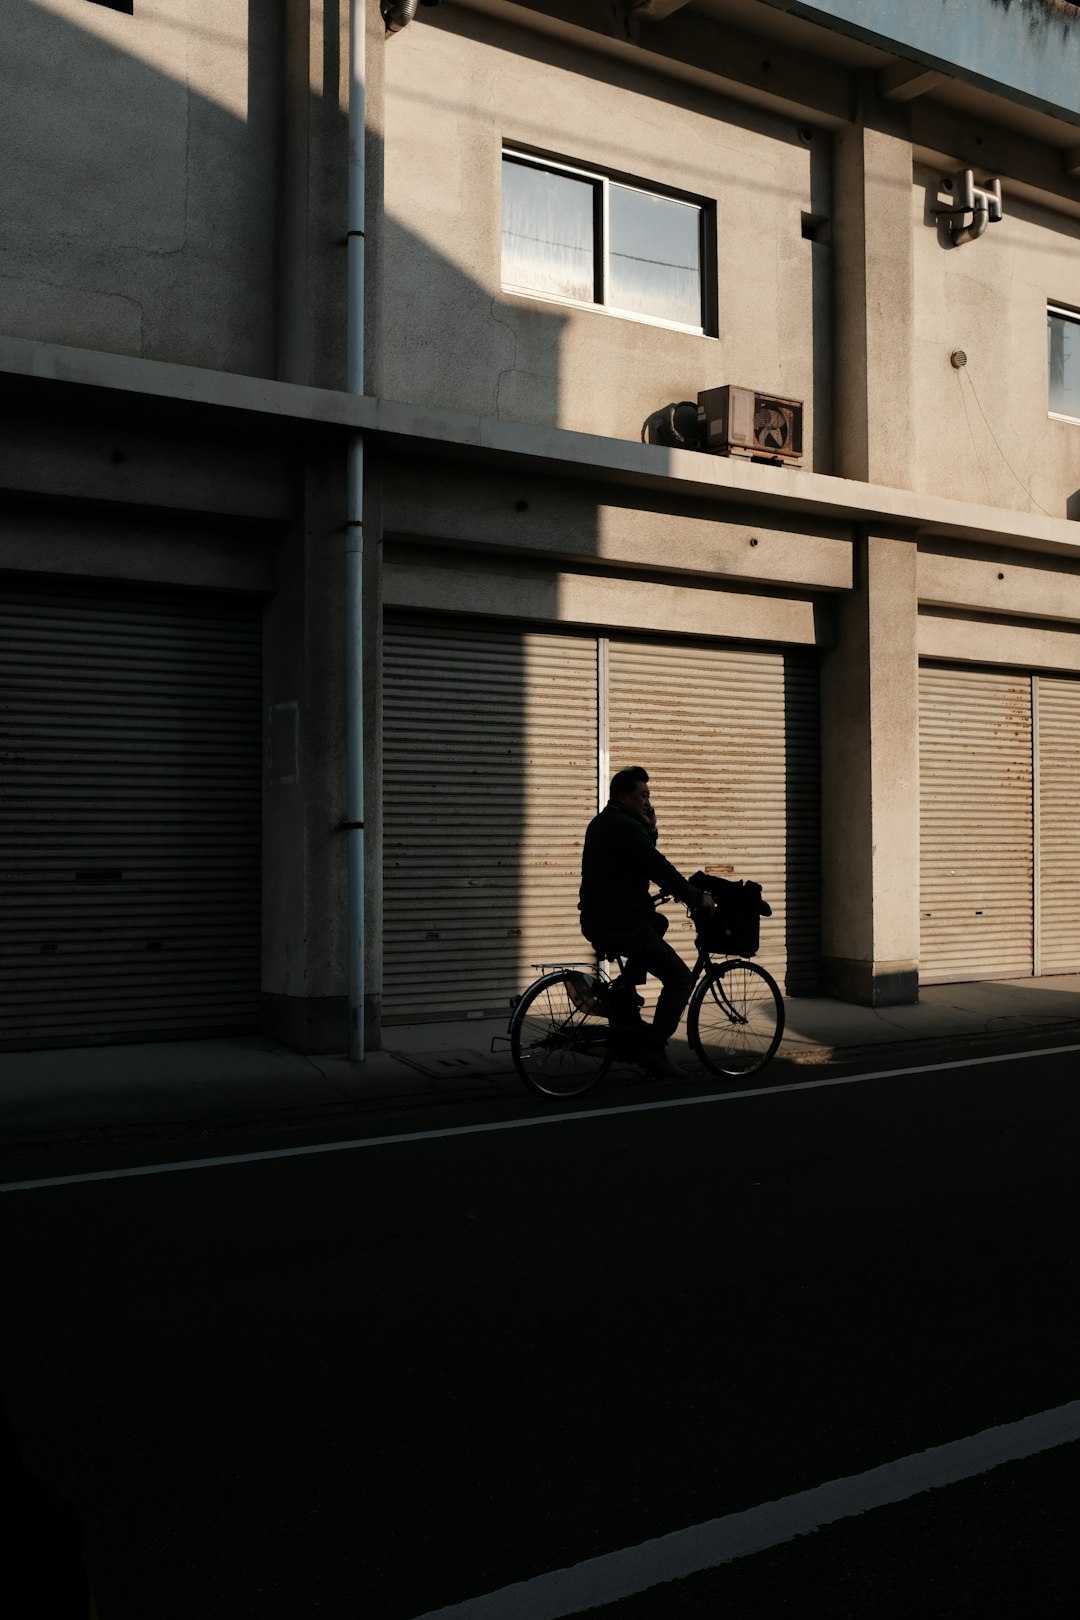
[2,0,283,374]
[377,210,567,425]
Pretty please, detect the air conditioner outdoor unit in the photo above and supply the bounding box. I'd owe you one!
[697,385,804,464]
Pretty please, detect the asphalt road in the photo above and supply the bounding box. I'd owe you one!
[0,1046,1077,1618]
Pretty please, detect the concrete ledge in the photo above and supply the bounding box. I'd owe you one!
[3,335,1080,561]
[821,957,920,1007]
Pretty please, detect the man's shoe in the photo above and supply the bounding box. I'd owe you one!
[637,1048,687,1079]
[565,972,602,1014]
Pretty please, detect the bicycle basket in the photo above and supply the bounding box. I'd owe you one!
[689,872,771,957]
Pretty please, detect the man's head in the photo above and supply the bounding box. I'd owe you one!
[610,765,651,821]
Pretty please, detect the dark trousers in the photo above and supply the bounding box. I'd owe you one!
[586,915,694,1049]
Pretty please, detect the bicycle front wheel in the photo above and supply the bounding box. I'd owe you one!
[510,970,613,1099]
[688,960,784,1079]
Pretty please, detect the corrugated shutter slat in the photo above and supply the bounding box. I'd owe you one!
[0,588,261,1047]
[919,664,1033,982]
[1036,676,1080,975]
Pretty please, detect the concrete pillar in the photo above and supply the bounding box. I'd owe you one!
[262,444,350,1052]
[833,78,915,488]
[820,529,920,1006]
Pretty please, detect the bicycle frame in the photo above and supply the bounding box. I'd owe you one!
[492,941,747,1057]
[503,882,783,1091]
[496,882,765,1056]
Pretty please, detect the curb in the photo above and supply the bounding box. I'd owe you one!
[776,1017,1080,1072]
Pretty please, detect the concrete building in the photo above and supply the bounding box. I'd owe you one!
[3,0,1080,1054]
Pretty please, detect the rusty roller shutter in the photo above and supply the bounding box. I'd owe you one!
[1035,675,1080,976]
[0,585,262,1049]
[607,638,821,996]
[382,619,598,1023]
[919,664,1032,983]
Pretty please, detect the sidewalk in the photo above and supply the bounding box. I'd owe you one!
[2,975,1080,1145]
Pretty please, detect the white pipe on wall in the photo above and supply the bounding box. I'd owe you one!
[345,0,366,1061]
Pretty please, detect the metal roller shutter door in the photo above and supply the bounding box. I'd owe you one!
[1035,675,1080,976]
[919,664,1032,982]
[0,587,262,1048]
[383,620,598,1023]
[607,639,821,995]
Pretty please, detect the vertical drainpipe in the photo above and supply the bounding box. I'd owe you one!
[345,0,366,1061]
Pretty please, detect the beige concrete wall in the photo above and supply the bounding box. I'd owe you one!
[3,0,283,376]
[913,163,1080,518]
[380,9,821,457]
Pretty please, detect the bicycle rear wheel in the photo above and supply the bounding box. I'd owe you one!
[688,959,784,1079]
[510,970,613,1098]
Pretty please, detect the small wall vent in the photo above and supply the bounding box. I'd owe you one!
[697,386,804,465]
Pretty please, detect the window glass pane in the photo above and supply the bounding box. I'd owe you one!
[1048,311,1080,418]
[607,186,702,327]
[501,160,595,303]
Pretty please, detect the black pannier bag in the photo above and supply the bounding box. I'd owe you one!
[689,872,772,958]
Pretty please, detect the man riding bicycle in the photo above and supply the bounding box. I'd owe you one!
[578,766,715,1078]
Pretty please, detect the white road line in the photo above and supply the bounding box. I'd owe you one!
[1,1040,1077,1195]
[408,1400,1080,1620]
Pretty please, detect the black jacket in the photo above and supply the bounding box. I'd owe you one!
[578,801,704,939]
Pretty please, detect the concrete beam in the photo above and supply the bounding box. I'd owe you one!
[382,459,854,592]
[918,548,1080,624]
[384,548,823,646]
[919,612,1080,677]
[879,61,949,103]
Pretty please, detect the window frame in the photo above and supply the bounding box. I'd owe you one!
[501,146,717,338]
[1047,302,1080,424]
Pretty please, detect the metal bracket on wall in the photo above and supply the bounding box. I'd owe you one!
[937,170,1003,246]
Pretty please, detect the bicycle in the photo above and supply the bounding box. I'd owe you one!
[502,881,784,1099]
